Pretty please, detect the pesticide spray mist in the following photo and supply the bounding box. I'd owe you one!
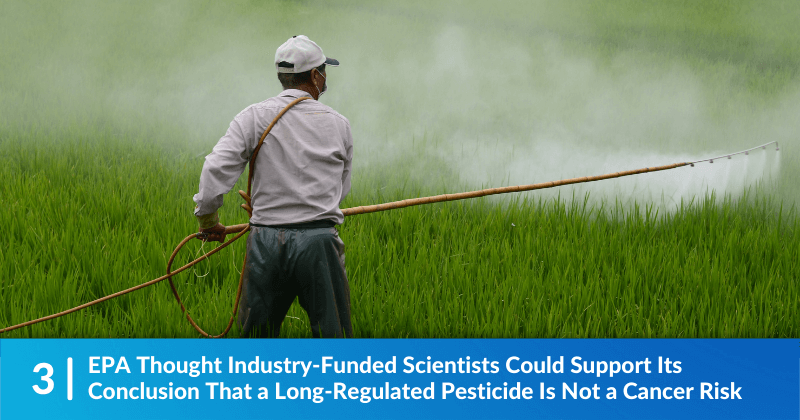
[0,0,796,210]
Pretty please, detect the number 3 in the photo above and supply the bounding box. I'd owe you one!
[33,363,54,395]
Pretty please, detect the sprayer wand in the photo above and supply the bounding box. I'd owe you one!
[687,141,779,166]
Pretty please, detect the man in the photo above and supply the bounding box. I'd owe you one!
[192,35,353,338]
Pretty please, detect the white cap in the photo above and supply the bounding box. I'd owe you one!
[275,35,339,74]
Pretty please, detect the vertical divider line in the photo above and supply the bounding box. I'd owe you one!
[67,357,73,401]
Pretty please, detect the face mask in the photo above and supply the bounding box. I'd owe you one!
[314,70,327,97]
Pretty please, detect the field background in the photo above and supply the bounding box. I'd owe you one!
[0,0,797,338]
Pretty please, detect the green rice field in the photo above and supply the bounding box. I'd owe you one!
[1,0,798,338]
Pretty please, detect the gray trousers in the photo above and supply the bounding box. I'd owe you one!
[237,222,352,338]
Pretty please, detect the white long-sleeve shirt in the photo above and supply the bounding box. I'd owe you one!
[193,89,353,226]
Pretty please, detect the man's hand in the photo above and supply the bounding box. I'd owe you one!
[199,222,227,243]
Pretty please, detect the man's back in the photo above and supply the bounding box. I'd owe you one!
[193,88,353,226]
